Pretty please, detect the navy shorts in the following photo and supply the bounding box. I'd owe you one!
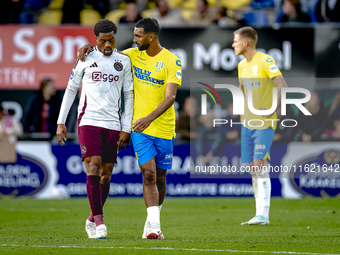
[78,125,119,163]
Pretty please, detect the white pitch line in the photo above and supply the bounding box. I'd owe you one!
[1,244,339,255]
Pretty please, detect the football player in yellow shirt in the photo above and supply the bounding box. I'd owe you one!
[232,27,288,225]
[78,18,182,239]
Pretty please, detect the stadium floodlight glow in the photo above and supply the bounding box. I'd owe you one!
[201,84,312,116]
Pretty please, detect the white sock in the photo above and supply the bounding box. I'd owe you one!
[256,176,271,219]
[158,204,163,212]
[147,206,160,224]
[252,174,259,216]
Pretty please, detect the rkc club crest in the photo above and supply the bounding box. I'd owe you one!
[252,65,258,75]
[156,61,164,71]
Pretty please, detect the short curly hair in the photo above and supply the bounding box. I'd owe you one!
[94,19,117,37]
[135,18,160,35]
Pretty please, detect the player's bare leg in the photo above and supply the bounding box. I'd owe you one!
[242,159,271,225]
[156,168,167,206]
[141,158,159,207]
[84,156,107,239]
[141,157,162,239]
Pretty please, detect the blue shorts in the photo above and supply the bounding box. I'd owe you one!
[131,132,174,169]
[241,126,275,163]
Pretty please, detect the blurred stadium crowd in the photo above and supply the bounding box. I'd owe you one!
[1,79,340,145]
[1,0,340,26]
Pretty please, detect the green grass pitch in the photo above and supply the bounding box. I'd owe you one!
[0,197,339,255]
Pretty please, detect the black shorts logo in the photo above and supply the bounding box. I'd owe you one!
[114,62,123,71]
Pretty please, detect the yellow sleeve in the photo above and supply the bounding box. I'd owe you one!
[263,56,282,79]
[121,48,134,58]
[238,62,243,85]
[167,56,182,86]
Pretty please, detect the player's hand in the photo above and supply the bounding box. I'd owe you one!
[118,131,130,151]
[56,124,67,146]
[77,44,94,62]
[132,117,152,133]
[260,107,274,118]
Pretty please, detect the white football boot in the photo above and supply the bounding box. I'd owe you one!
[241,215,270,225]
[95,224,107,239]
[142,220,151,239]
[146,223,164,239]
[85,219,96,239]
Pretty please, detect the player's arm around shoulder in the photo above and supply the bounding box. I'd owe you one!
[120,48,135,58]
[77,44,96,61]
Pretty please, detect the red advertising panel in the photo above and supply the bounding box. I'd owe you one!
[0,25,96,90]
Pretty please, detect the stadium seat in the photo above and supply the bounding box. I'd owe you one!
[141,9,154,19]
[242,10,268,26]
[105,9,125,24]
[48,0,65,9]
[207,0,217,5]
[19,11,34,24]
[182,0,196,9]
[80,9,102,25]
[181,9,195,23]
[250,0,275,9]
[221,0,250,10]
[167,0,183,8]
[38,9,63,25]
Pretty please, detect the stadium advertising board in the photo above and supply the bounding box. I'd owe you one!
[0,142,58,198]
[0,26,315,90]
[280,142,340,198]
[1,142,339,198]
[0,26,95,90]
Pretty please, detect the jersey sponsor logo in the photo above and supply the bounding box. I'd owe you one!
[269,64,279,73]
[114,62,123,71]
[255,144,266,150]
[252,65,258,74]
[90,62,98,68]
[176,60,181,67]
[92,72,119,82]
[70,71,74,80]
[132,65,165,85]
[243,78,260,87]
[156,61,164,70]
[176,69,182,79]
[266,58,273,63]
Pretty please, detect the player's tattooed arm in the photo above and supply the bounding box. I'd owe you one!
[77,44,94,61]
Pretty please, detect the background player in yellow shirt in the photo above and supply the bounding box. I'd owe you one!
[232,27,288,225]
[78,18,182,239]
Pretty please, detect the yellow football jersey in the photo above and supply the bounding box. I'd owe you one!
[238,52,282,130]
[122,47,182,139]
